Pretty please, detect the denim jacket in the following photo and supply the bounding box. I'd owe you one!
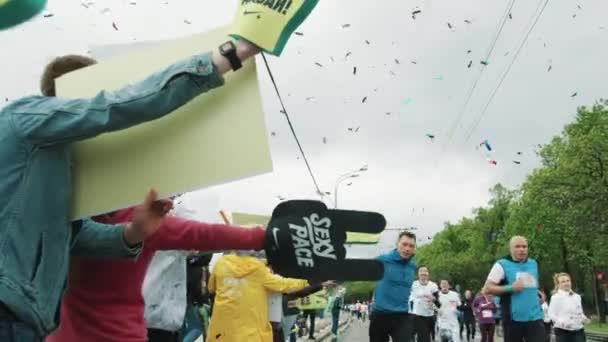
[0,52,224,335]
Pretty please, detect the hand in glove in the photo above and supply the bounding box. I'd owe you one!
[264,200,386,281]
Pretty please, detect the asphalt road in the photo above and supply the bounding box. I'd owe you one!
[338,319,505,342]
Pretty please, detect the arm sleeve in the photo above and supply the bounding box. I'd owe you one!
[472,298,480,311]
[70,218,141,258]
[9,52,223,146]
[578,296,589,321]
[262,268,309,293]
[548,295,560,325]
[146,216,266,252]
[486,263,505,284]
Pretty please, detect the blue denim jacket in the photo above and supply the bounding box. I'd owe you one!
[0,52,224,335]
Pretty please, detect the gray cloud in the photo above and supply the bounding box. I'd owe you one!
[1,0,606,258]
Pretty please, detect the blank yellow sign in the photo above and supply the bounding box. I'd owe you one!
[231,212,271,227]
[346,232,381,244]
[57,27,272,219]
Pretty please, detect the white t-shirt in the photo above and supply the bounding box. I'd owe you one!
[487,263,506,283]
[486,263,537,288]
[267,292,284,323]
[360,304,368,313]
[410,280,439,317]
[143,250,188,331]
[437,291,461,330]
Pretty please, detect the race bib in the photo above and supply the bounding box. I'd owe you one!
[482,310,493,318]
[516,272,537,288]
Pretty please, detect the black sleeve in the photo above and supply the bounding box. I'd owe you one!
[433,291,441,308]
[285,284,323,300]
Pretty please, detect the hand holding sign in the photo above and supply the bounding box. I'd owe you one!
[229,0,320,56]
[264,200,386,281]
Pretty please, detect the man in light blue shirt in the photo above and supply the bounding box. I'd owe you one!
[369,231,417,342]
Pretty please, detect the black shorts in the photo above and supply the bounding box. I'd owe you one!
[503,320,545,342]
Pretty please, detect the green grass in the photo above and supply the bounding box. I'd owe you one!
[586,319,608,334]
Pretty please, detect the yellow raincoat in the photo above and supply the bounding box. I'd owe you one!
[207,254,308,342]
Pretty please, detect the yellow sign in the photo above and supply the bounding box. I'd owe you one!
[347,232,381,244]
[297,289,328,310]
[231,212,271,227]
[56,27,273,219]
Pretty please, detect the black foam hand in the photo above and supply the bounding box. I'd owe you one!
[264,200,386,281]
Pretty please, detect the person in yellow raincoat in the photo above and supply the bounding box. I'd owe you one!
[207,252,309,342]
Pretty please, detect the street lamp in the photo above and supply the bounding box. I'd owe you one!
[334,165,368,208]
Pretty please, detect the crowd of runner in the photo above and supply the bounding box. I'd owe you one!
[366,233,589,342]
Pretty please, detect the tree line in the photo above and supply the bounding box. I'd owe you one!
[345,100,608,322]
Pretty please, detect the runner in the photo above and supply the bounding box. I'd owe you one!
[437,280,462,342]
[369,231,417,342]
[539,290,552,342]
[460,290,476,342]
[410,266,440,342]
[493,295,502,337]
[356,300,362,321]
[473,292,497,342]
[482,236,545,342]
[360,302,369,322]
[548,273,589,342]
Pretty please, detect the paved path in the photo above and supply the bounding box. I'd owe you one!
[339,319,369,342]
[337,320,505,342]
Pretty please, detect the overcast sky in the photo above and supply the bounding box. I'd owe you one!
[1,0,606,257]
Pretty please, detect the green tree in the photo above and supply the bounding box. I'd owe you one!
[417,100,608,322]
[344,281,375,303]
[506,100,608,321]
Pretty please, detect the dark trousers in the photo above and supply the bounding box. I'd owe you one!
[479,323,495,342]
[464,318,476,341]
[369,312,413,342]
[331,310,340,334]
[271,322,283,342]
[554,328,586,342]
[503,320,546,342]
[0,303,41,342]
[147,328,181,342]
[544,323,552,342]
[413,315,434,342]
[303,310,316,338]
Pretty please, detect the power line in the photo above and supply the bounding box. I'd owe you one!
[440,0,516,156]
[463,0,550,143]
[260,53,324,197]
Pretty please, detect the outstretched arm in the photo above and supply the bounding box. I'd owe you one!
[262,267,308,293]
[8,40,258,146]
[146,215,266,252]
[70,218,140,258]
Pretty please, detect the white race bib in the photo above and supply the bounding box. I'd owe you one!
[516,272,537,288]
[482,310,493,318]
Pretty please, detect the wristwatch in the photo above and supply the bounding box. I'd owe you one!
[219,40,242,71]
